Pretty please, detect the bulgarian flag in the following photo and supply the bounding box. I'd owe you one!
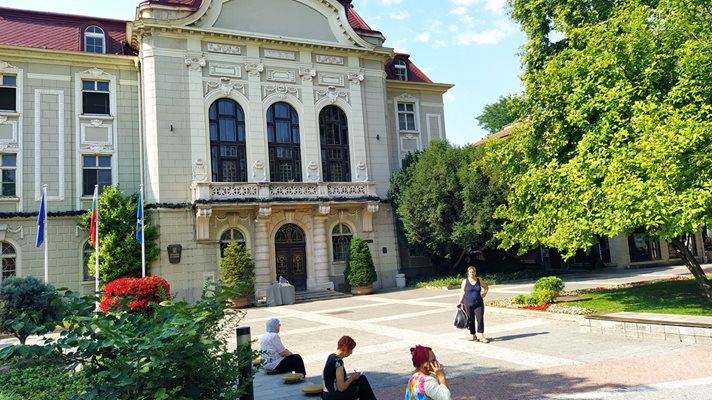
[89,185,99,248]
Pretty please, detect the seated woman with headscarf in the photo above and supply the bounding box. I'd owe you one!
[259,318,306,375]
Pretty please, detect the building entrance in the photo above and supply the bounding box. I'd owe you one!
[275,224,307,291]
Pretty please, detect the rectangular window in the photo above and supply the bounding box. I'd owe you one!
[82,80,110,115]
[82,155,111,195]
[398,103,416,131]
[0,154,16,197]
[0,75,17,112]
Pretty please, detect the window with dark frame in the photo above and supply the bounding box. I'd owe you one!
[84,26,106,54]
[394,60,408,81]
[331,224,352,262]
[0,154,16,197]
[1,242,16,283]
[397,102,416,131]
[0,75,17,112]
[220,229,246,257]
[267,102,302,182]
[209,99,247,182]
[82,155,111,195]
[82,80,110,115]
[319,106,350,182]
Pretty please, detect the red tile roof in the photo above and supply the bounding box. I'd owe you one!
[471,123,517,146]
[338,0,375,32]
[0,7,133,55]
[385,53,432,83]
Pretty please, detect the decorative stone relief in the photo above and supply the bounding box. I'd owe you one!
[205,77,246,96]
[263,84,299,100]
[318,204,330,215]
[306,160,320,182]
[0,61,19,70]
[207,42,241,55]
[185,55,206,71]
[80,144,112,153]
[259,206,272,217]
[266,70,296,83]
[367,203,379,213]
[209,64,241,78]
[89,119,103,127]
[315,54,344,65]
[252,160,266,182]
[0,116,7,124]
[0,143,18,151]
[264,49,296,60]
[317,73,345,87]
[245,63,264,77]
[397,93,416,101]
[193,159,208,182]
[362,203,379,232]
[315,86,348,104]
[83,67,109,77]
[285,210,295,222]
[348,70,365,85]
[299,67,316,82]
[196,207,212,241]
[355,162,368,182]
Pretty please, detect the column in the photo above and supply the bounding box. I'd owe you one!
[312,207,334,291]
[253,211,272,298]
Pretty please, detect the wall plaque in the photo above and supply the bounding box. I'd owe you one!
[167,244,182,264]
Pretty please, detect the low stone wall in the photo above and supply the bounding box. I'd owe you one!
[580,316,712,344]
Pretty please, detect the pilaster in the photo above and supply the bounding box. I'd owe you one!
[254,211,272,298]
[312,208,333,290]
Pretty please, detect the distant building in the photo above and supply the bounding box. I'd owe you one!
[0,0,452,299]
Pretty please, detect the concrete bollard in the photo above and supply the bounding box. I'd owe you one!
[236,326,254,400]
[395,273,406,288]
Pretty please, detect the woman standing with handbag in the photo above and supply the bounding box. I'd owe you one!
[458,266,489,342]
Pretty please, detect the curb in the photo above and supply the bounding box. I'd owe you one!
[486,305,586,323]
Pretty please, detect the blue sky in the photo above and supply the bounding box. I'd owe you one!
[0,0,525,145]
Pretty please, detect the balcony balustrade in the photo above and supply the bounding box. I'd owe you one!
[192,181,377,203]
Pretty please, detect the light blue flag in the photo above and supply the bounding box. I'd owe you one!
[36,192,45,248]
[136,191,143,245]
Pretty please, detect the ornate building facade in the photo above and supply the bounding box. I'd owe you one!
[0,0,453,300]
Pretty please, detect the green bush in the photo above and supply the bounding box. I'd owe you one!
[0,360,89,400]
[512,294,528,304]
[220,242,256,297]
[0,276,64,344]
[531,289,557,305]
[533,276,565,295]
[0,281,257,400]
[414,276,463,288]
[344,237,377,288]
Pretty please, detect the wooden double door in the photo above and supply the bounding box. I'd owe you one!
[275,224,307,291]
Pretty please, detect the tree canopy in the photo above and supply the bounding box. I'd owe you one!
[476,93,529,134]
[496,0,712,299]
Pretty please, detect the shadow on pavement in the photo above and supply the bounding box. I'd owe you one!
[489,331,549,342]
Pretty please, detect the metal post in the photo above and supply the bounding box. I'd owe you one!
[236,326,254,400]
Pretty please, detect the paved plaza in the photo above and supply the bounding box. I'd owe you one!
[237,265,712,400]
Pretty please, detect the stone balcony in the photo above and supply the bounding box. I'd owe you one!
[191,181,378,203]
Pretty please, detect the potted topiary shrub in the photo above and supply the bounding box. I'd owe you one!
[344,237,377,295]
[220,241,256,308]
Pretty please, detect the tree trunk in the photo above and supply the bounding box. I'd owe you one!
[670,237,712,302]
[448,248,468,275]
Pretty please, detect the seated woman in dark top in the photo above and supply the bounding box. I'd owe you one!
[322,335,377,400]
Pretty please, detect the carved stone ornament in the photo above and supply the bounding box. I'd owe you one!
[83,144,111,153]
[84,67,107,77]
[193,158,208,182]
[315,86,348,104]
[252,160,266,182]
[245,63,264,77]
[264,49,296,60]
[196,207,212,218]
[259,206,272,217]
[397,93,416,101]
[315,54,344,65]
[263,84,299,100]
[306,160,320,182]
[267,70,296,83]
[348,70,365,85]
[318,204,330,215]
[0,142,18,151]
[299,67,317,81]
[367,203,379,213]
[206,77,245,96]
[355,161,368,182]
[0,61,19,70]
[206,42,241,55]
[0,116,7,124]
[89,119,103,127]
[185,56,206,71]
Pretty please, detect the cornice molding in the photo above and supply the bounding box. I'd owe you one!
[386,80,455,95]
[0,45,137,69]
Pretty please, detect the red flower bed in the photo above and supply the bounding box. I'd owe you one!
[520,303,551,311]
[100,276,171,313]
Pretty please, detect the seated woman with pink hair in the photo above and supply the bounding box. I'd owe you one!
[405,345,451,400]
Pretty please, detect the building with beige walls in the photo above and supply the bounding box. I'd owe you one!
[0,0,452,300]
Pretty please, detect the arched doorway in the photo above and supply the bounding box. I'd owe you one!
[275,224,307,290]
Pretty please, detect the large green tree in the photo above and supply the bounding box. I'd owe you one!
[476,93,529,134]
[80,186,160,283]
[496,0,712,300]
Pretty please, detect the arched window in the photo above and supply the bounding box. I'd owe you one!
[267,102,301,182]
[220,229,246,257]
[394,60,408,81]
[319,106,350,182]
[1,242,16,282]
[82,241,94,281]
[331,224,352,262]
[210,99,247,182]
[84,26,105,53]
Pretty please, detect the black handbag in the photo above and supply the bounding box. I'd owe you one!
[453,304,470,329]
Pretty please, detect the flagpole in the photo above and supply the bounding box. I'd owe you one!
[94,185,100,296]
[42,184,48,283]
[140,184,146,277]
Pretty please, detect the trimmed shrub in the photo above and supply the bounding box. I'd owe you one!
[533,276,565,295]
[0,356,89,400]
[0,276,63,344]
[345,237,377,288]
[531,289,557,305]
[99,275,170,313]
[220,242,256,297]
[512,294,528,304]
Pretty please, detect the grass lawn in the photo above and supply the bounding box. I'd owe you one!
[574,278,712,316]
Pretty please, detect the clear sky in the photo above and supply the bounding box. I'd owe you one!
[0,0,525,146]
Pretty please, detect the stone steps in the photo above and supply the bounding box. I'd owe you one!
[295,290,350,304]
